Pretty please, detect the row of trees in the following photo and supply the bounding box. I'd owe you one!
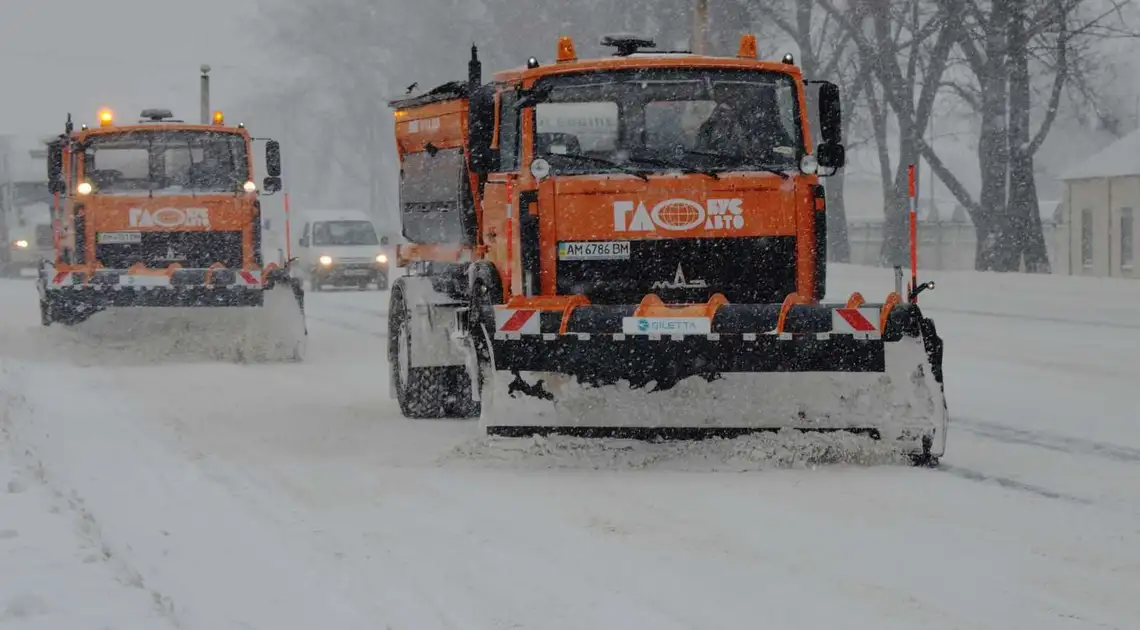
[755,0,1135,270]
[248,0,1136,271]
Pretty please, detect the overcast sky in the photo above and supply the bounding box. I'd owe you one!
[1,0,277,176]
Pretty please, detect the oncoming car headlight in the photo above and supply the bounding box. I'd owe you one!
[77,182,93,195]
[319,255,333,266]
[376,254,388,264]
[13,239,29,248]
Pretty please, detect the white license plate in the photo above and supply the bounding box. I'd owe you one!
[558,240,631,261]
[97,231,142,244]
[344,269,371,276]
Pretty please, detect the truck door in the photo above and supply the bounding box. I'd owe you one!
[481,87,524,295]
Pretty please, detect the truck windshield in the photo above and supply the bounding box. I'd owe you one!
[81,129,249,195]
[313,220,379,246]
[530,68,802,177]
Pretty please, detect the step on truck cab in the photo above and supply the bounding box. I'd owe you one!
[386,34,947,464]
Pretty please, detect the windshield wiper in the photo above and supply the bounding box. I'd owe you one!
[624,154,719,180]
[542,152,651,181]
[683,150,790,179]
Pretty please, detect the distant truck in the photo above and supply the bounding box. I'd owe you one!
[34,106,307,360]
[296,209,391,290]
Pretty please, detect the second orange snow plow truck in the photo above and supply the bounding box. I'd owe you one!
[35,108,306,360]
[387,34,948,464]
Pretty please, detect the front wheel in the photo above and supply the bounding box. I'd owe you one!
[388,282,478,419]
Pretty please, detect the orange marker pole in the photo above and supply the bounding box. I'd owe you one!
[51,191,61,262]
[504,177,514,300]
[283,192,292,265]
[907,165,918,303]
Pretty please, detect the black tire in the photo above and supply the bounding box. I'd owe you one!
[388,282,479,419]
[440,278,495,419]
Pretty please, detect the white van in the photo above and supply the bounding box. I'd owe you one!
[296,210,390,291]
[3,198,53,279]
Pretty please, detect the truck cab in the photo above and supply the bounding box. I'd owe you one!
[296,209,390,290]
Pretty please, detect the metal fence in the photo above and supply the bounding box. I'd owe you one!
[846,220,1072,273]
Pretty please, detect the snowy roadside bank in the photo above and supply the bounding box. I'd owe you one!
[0,397,176,629]
[0,359,373,630]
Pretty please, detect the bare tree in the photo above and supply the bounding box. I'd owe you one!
[821,0,1131,271]
[747,0,865,262]
[819,0,960,266]
[925,0,1133,271]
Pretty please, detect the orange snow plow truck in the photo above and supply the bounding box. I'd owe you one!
[387,34,948,464]
[35,108,307,361]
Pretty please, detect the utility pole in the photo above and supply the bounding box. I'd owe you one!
[692,0,709,55]
[0,135,11,267]
[200,64,211,124]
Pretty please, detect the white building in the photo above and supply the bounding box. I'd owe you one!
[1059,129,1140,279]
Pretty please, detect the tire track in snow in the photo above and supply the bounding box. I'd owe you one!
[325,301,388,318]
[934,464,1094,505]
[953,417,1140,465]
[929,306,1140,331]
[307,314,386,339]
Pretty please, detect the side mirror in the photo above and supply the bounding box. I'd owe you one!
[265,140,282,177]
[263,176,282,193]
[380,235,390,246]
[816,142,846,173]
[818,82,842,146]
[467,84,499,174]
[298,236,309,248]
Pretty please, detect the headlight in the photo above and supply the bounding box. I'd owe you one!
[376,254,388,263]
[243,181,257,193]
[14,239,29,248]
[319,255,333,265]
[77,182,93,195]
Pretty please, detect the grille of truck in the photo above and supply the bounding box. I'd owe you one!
[555,236,798,305]
[95,231,244,269]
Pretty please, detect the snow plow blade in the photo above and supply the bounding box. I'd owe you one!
[37,262,307,362]
[479,293,947,462]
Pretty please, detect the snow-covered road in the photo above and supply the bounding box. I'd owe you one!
[1,266,1138,630]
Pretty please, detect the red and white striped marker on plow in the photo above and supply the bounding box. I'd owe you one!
[831,307,880,334]
[495,308,540,334]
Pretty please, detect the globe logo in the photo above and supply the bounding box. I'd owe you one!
[637,319,649,332]
[650,199,706,231]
